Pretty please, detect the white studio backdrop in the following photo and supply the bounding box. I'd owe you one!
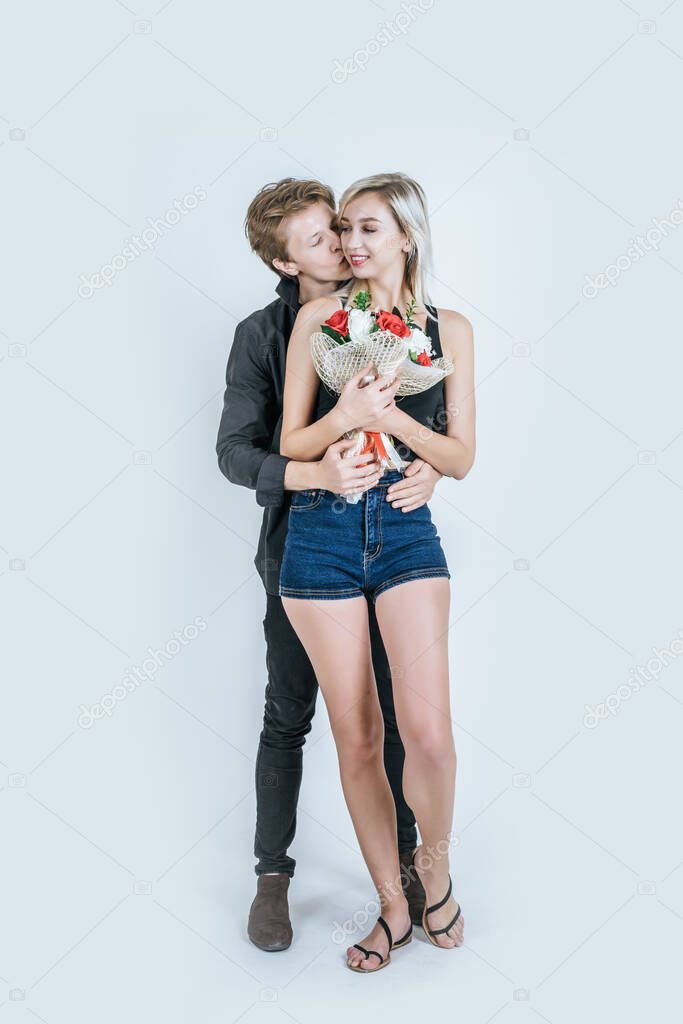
[2,0,683,1021]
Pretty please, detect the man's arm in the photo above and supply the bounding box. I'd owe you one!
[216,320,319,508]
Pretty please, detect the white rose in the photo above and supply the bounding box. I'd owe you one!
[348,308,374,344]
[408,326,433,357]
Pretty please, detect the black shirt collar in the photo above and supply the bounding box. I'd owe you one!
[275,275,301,312]
[275,274,354,313]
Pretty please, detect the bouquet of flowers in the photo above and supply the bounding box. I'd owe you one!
[310,290,454,503]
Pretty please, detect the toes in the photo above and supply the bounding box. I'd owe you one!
[347,943,379,970]
[363,952,385,971]
[429,900,464,948]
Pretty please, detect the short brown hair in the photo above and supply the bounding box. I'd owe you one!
[245,178,336,277]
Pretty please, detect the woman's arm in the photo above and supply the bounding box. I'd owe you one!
[382,310,476,479]
[280,295,400,462]
[280,297,350,461]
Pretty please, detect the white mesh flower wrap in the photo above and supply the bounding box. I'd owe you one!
[309,330,453,397]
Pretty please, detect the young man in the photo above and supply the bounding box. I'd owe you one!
[216,178,442,951]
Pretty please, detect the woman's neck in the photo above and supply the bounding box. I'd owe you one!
[352,271,413,314]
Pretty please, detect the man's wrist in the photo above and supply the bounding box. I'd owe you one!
[283,460,321,492]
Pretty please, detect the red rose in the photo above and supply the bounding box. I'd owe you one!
[324,309,349,336]
[416,351,432,366]
[376,310,411,338]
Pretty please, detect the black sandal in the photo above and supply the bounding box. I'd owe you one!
[347,914,413,973]
[421,875,463,948]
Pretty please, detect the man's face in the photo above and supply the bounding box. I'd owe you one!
[274,201,349,282]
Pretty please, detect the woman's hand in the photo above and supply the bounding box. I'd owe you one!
[385,458,443,512]
[336,362,400,433]
[359,392,402,435]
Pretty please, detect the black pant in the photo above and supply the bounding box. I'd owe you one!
[254,593,417,876]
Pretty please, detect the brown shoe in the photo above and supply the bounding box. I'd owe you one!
[247,874,293,951]
[399,848,426,926]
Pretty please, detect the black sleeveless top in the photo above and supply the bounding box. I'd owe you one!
[312,302,446,463]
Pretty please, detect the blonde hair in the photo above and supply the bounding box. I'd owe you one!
[245,178,336,277]
[335,172,434,317]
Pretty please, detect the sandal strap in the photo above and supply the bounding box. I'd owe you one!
[425,875,452,916]
[428,903,461,937]
[394,922,413,945]
[352,943,384,964]
[376,915,393,950]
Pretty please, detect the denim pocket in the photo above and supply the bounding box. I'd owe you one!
[290,488,324,511]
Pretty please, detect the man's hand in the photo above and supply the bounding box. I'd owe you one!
[315,438,382,496]
[385,458,442,512]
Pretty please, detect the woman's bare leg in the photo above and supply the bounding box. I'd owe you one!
[281,595,410,969]
[374,577,464,948]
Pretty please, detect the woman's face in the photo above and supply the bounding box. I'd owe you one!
[337,191,408,280]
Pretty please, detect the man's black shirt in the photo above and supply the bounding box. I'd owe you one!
[216,276,302,596]
[215,276,449,594]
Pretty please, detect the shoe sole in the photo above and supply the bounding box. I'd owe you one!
[248,934,292,952]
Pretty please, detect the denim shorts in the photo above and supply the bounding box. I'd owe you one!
[279,469,450,603]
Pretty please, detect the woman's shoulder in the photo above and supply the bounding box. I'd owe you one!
[297,294,342,323]
[433,307,473,356]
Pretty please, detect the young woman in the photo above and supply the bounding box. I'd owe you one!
[278,173,476,972]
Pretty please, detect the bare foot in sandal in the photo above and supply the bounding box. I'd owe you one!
[346,898,412,972]
[413,844,464,948]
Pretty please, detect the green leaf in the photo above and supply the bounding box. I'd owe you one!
[321,324,347,345]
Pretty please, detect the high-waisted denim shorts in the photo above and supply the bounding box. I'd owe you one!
[279,469,450,603]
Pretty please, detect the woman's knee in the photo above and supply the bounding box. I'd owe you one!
[403,722,456,767]
[333,712,385,767]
